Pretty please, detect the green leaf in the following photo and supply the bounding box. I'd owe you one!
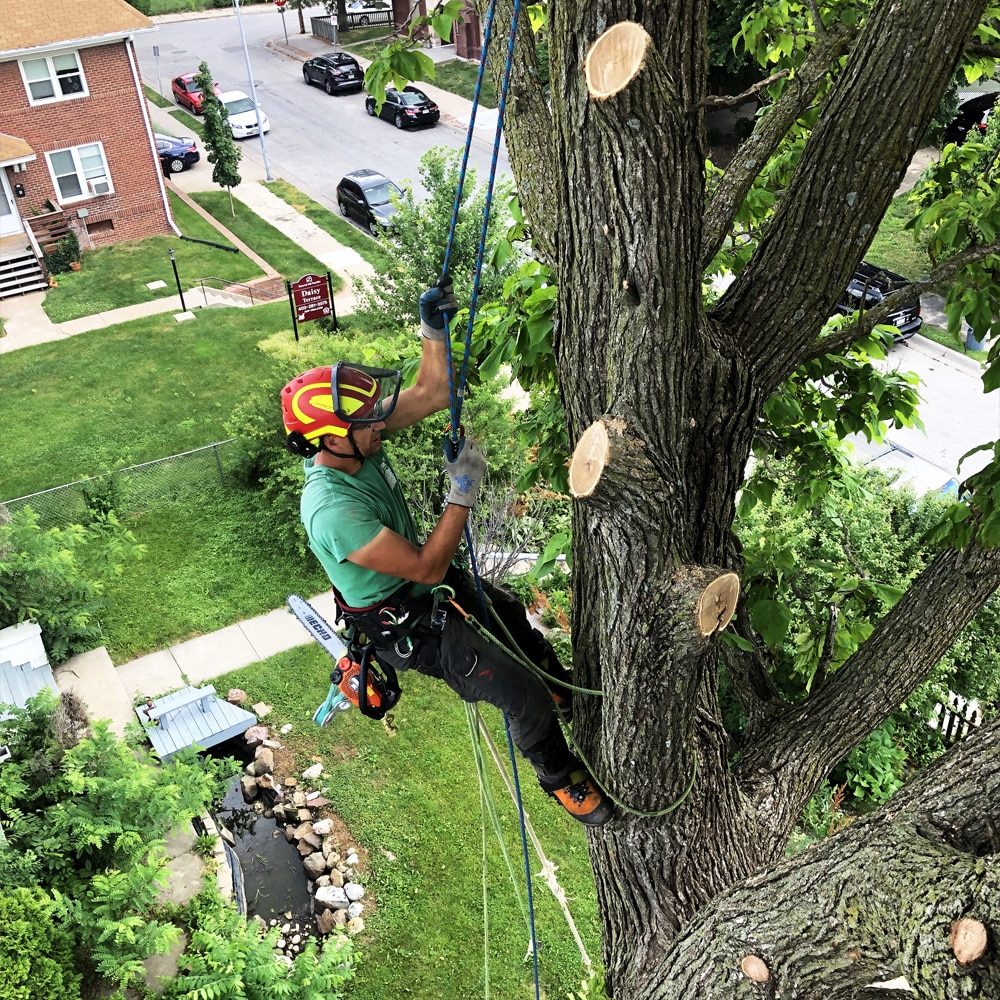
[749,598,793,649]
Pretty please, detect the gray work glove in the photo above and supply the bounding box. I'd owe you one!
[419,274,458,341]
[443,435,487,507]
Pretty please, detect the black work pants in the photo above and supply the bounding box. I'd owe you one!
[373,568,577,787]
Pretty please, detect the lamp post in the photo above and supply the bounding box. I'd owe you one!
[168,248,187,313]
[233,0,274,182]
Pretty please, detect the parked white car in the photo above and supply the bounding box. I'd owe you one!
[219,90,270,139]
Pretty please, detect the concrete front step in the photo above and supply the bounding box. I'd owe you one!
[53,646,136,737]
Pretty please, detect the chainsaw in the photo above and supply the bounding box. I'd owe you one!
[287,594,401,723]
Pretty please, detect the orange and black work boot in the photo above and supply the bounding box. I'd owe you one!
[551,690,573,724]
[548,769,612,826]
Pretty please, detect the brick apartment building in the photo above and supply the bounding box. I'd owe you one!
[0,0,174,296]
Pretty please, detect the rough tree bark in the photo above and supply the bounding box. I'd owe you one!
[483,0,1000,997]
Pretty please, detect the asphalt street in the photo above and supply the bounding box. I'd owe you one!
[133,4,511,208]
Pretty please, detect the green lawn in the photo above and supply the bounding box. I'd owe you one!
[264,179,393,271]
[99,483,331,662]
[428,58,497,108]
[42,191,257,323]
[212,648,602,1000]
[191,191,342,290]
[865,194,934,282]
[0,302,292,499]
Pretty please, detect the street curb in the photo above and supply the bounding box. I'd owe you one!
[902,334,985,378]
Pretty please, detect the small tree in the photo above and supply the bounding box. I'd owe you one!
[194,61,241,216]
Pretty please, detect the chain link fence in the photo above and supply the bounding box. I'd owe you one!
[1,441,236,528]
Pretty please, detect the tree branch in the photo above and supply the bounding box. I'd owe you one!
[711,0,990,391]
[804,234,1000,359]
[735,538,1000,846]
[699,70,789,110]
[701,32,848,268]
[644,720,1000,999]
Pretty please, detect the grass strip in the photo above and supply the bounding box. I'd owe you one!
[169,108,204,138]
[212,650,602,1000]
[191,190,343,291]
[915,323,988,363]
[144,84,173,109]
[265,179,393,271]
[41,190,259,324]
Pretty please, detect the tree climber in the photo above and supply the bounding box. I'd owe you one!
[280,279,612,826]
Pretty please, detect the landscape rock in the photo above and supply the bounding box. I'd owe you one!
[347,917,365,936]
[345,882,364,902]
[240,776,259,802]
[227,688,248,704]
[244,725,269,747]
[252,702,273,717]
[314,885,350,912]
[329,868,344,888]
[316,909,337,935]
[347,902,364,920]
[253,747,274,776]
[312,818,334,836]
[303,852,327,879]
[302,763,324,780]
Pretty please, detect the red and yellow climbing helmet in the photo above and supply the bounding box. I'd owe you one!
[281,364,401,453]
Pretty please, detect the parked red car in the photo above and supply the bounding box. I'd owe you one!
[171,73,221,114]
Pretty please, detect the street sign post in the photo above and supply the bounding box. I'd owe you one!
[274,0,289,44]
[287,271,337,340]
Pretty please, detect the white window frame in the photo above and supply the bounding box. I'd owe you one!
[19,50,88,105]
[45,143,113,205]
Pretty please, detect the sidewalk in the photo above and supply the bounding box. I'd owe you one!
[54,589,345,739]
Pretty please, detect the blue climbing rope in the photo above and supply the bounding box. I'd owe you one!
[435,0,541,996]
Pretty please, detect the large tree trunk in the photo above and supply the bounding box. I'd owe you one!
[485,0,1000,996]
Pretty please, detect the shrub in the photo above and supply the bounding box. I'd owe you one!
[0,888,82,1000]
[44,230,81,276]
[0,695,239,993]
[0,507,145,663]
[165,887,357,1000]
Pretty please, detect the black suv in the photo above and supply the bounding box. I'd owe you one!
[302,53,364,95]
[837,261,922,341]
[336,169,404,235]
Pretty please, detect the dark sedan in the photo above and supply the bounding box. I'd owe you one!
[944,93,998,144]
[365,86,440,129]
[155,133,200,174]
[302,53,364,95]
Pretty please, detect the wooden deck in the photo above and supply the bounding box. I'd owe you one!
[136,685,257,761]
[0,659,58,719]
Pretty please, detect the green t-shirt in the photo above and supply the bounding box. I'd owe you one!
[300,450,429,608]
